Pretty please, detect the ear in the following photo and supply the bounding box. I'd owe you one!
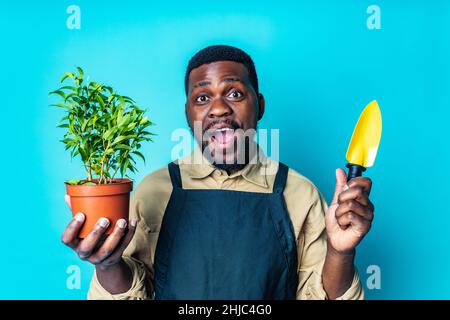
[257,93,265,121]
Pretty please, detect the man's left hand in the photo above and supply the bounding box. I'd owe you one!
[325,168,374,254]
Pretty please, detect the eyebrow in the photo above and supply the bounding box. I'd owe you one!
[222,77,242,84]
[191,77,243,91]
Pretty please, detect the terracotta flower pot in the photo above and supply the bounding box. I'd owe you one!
[65,179,133,238]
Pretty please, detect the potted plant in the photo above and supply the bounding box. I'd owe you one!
[50,67,154,238]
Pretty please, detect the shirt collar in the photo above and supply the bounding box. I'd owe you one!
[179,145,270,189]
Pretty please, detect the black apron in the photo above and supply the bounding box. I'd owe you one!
[153,162,298,299]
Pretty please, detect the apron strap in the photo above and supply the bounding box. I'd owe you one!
[168,162,182,188]
[273,162,289,194]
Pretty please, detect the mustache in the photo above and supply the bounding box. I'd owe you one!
[203,119,241,133]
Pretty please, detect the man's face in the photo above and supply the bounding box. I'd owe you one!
[185,61,265,172]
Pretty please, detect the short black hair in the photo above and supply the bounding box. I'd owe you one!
[184,45,259,96]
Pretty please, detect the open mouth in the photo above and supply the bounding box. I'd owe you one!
[203,120,242,152]
[211,127,236,146]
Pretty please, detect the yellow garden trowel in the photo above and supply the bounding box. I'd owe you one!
[345,100,382,181]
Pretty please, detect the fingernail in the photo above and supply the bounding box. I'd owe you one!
[99,218,110,228]
[117,219,127,229]
[75,213,85,222]
[130,219,137,227]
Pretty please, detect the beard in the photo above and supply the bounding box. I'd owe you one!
[189,119,257,174]
[204,137,250,174]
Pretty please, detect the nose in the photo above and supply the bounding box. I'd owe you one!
[208,97,233,118]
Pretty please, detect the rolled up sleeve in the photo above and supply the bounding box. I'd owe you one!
[87,177,168,299]
[86,167,171,300]
[295,189,364,300]
[87,256,149,300]
[86,213,155,300]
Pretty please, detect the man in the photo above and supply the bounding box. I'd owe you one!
[62,45,373,300]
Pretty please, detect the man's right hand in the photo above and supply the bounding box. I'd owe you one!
[61,195,137,270]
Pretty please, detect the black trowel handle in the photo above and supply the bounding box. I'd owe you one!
[346,163,366,182]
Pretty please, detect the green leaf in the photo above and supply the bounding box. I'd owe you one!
[139,116,148,125]
[67,100,78,108]
[112,135,133,146]
[79,147,88,161]
[104,86,113,94]
[118,95,125,108]
[117,114,130,128]
[61,72,75,83]
[122,96,135,103]
[82,181,96,186]
[102,128,114,140]
[51,103,71,110]
[116,144,132,151]
[120,159,130,177]
[71,149,79,158]
[140,131,156,136]
[76,66,84,78]
[92,115,98,127]
[64,92,78,101]
[66,179,81,185]
[116,107,123,124]
[132,151,146,163]
[75,75,83,86]
[127,122,136,131]
[72,96,82,104]
[49,90,66,99]
[81,119,89,132]
[59,85,78,91]
[97,95,105,109]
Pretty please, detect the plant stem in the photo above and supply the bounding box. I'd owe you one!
[105,161,111,183]
[111,166,120,181]
[87,163,92,181]
[99,156,106,184]
[111,150,128,181]
[99,140,110,184]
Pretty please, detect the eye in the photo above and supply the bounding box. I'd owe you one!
[227,90,243,99]
[195,95,209,103]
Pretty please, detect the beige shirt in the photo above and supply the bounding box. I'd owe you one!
[88,147,363,300]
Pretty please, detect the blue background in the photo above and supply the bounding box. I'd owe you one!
[0,0,449,299]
